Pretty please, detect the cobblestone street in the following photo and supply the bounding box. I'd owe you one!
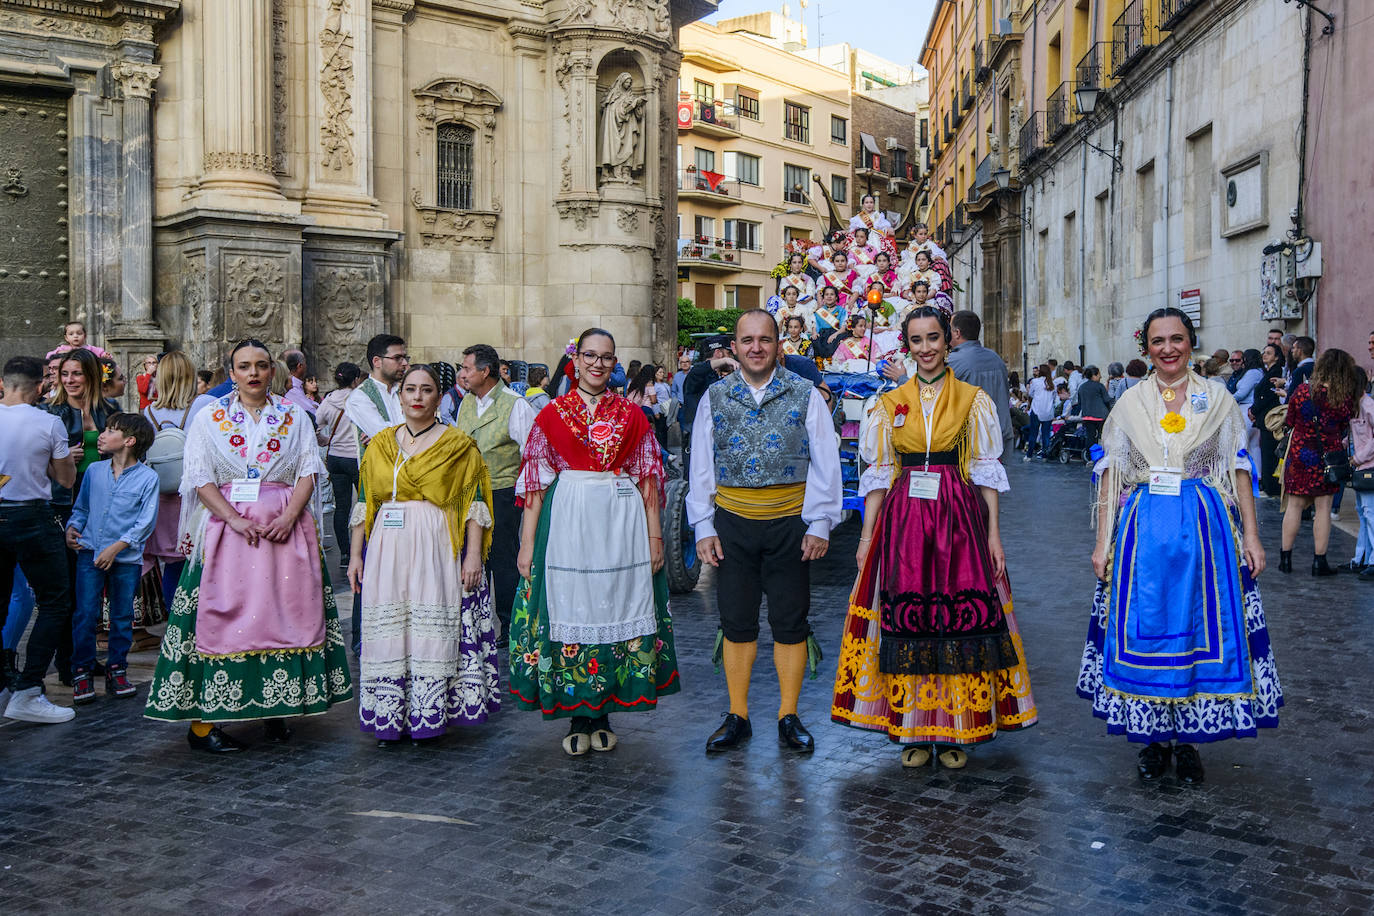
[3,460,1372,915]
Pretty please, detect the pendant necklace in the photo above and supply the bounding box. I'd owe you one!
[1157,376,1186,403]
[403,420,437,441]
[916,369,946,404]
[577,384,604,400]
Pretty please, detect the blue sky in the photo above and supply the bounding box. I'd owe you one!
[705,0,939,75]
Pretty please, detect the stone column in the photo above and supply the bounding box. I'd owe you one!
[197,0,291,208]
[112,61,159,325]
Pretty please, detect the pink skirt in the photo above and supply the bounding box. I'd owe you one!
[145,493,182,561]
[195,481,325,657]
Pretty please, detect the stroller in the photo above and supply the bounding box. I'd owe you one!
[1045,418,1089,464]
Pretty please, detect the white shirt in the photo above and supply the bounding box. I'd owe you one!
[0,403,70,501]
[686,371,843,542]
[470,383,536,450]
[1028,377,1057,421]
[1068,369,1084,397]
[344,376,402,440]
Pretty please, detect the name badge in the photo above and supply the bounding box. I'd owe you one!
[380,506,406,529]
[230,478,260,503]
[1148,467,1183,496]
[613,477,637,498]
[907,470,941,500]
[893,413,906,428]
[1190,390,1209,412]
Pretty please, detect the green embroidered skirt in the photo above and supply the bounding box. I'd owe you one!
[508,479,681,719]
[144,556,354,723]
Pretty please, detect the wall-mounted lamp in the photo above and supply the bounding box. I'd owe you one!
[1074,84,1101,117]
[993,167,1011,190]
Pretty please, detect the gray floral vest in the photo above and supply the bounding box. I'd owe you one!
[708,368,813,486]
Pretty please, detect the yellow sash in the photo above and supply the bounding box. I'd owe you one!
[716,482,807,519]
[880,375,980,481]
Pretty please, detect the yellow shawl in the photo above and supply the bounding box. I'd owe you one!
[359,425,493,560]
[877,374,980,484]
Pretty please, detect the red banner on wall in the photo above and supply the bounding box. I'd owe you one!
[677,102,694,129]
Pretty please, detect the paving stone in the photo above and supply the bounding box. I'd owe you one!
[2,460,1372,913]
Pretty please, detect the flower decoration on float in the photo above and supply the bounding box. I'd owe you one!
[1159,412,1187,434]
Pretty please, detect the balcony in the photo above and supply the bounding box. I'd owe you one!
[966,153,1000,215]
[1112,0,1158,77]
[1077,41,1110,95]
[856,149,887,177]
[1160,0,1204,31]
[678,168,742,206]
[1018,110,1049,166]
[677,239,743,273]
[954,202,967,233]
[1047,82,1076,139]
[974,41,989,83]
[961,72,974,111]
[682,99,741,138]
[940,213,954,248]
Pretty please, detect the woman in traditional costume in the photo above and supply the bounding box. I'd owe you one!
[781,315,812,358]
[831,314,873,365]
[1079,308,1280,784]
[348,364,499,748]
[777,253,816,305]
[820,251,859,309]
[833,307,1037,769]
[849,227,879,283]
[509,328,681,756]
[144,339,352,752]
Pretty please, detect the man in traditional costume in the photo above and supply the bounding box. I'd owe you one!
[689,310,842,754]
[456,344,536,644]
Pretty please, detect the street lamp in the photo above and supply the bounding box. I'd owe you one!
[1074,83,1100,117]
[993,167,1011,190]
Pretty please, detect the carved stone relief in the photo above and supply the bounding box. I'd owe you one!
[554,51,590,193]
[223,255,286,341]
[313,265,371,340]
[272,0,289,175]
[554,0,670,39]
[411,78,504,248]
[616,207,640,233]
[111,61,160,99]
[319,0,356,172]
[0,12,112,43]
[555,199,599,230]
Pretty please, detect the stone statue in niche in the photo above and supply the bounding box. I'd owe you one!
[599,73,646,185]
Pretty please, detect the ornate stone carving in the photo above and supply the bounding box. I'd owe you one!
[204,151,276,173]
[319,0,356,172]
[599,72,646,185]
[272,0,289,175]
[313,265,371,339]
[554,50,590,192]
[413,203,500,248]
[0,13,110,42]
[182,254,210,349]
[4,168,28,202]
[223,255,286,340]
[556,199,599,230]
[120,21,155,44]
[616,207,640,233]
[411,78,504,225]
[111,61,160,100]
[554,0,670,39]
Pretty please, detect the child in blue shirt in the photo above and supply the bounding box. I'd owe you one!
[64,413,159,703]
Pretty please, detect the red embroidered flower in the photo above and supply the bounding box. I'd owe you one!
[588,420,614,444]
[588,658,599,675]
[894,404,911,417]
[267,439,280,452]
[229,434,245,447]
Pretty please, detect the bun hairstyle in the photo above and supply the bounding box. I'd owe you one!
[1139,307,1198,354]
[899,306,952,353]
[333,361,363,389]
[230,338,273,361]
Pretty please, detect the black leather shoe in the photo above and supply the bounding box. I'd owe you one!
[263,719,293,742]
[187,726,248,754]
[376,738,402,749]
[1137,742,1171,780]
[1279,550,1292,574]
[706,713,752,753]
[1312,554,1338,577]
[777,714,815,753]
[1174,744,1205,784]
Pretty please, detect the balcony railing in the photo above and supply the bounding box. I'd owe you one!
[974,41,988,82]
[1112,0,1158,77]
[1077,41,1108,91]
[1160,0,1204,31]
[961,72,974,110]
[677,168,742,201]
[1047,82,1075,139]
[685,100,740,135]
[677,239,743,271]
[954,202,967,232]
[857,149,887,175]
[1018,110,1049,165]
[941,213,954,247]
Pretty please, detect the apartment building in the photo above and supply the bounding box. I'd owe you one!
[676,17,853,310]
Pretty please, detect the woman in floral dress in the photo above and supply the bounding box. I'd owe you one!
[349,364,500,747]
[144,339,352,752]
[510,328,680,756]
[1279,348,1362,575]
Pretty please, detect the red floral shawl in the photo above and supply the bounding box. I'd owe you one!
[519,391,663,499]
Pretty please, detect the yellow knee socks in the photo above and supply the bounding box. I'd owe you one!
[190,721,213,738]
[774,640,807,719]
[723,638,758,718]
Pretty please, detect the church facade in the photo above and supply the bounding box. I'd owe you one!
[0,0,716,376]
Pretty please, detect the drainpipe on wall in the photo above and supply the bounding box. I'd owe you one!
[1162,62,1174,312]
[1079,138,1088,368]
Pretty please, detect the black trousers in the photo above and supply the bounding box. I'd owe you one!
[326,454,359,558]
[0,503,74,691]
[489,486,521,632]
[714,509,811,644]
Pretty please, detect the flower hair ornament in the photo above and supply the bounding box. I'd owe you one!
[100,362,114,384]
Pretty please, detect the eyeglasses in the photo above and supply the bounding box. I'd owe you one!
[382,354,410,363]
[579,351,616,366]
[1229,358,1243,363]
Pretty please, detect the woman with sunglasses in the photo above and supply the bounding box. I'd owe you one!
[509,328,680,756]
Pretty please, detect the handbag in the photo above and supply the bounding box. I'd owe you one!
[1323,448,1352,486]
[1353,468,1374,492]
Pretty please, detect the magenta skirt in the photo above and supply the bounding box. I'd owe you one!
[195,482,325,657]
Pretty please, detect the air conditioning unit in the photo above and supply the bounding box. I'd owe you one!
[887,179,901,194]
[884,136,901,150]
